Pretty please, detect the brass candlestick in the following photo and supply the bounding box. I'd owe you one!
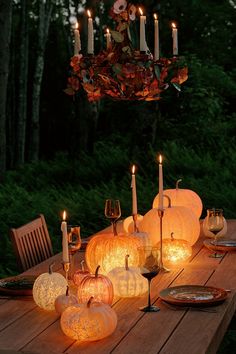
[63,261,70,282]
[158,209,170,273]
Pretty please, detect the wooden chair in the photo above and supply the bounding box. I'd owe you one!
[10,214,54,271]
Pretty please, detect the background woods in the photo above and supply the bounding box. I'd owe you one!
[0,0,236,277]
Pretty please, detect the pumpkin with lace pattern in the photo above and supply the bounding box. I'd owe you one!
[153,179,203,219]
[157,233,192,265]
[107,255,148,297]
[85,232,142,275]
[55,286,78,315]
[77,266,114,305]
[60,297,117,341]
[73,260,90,286]
[33,263,67,311]
[140,196,200,246]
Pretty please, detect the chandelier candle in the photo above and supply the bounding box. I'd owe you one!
[131,165,138,216]
[74,23,81,55]
[106,28,111,50]
[158,155,164,210]
[87,10,94,54]
[172,22,178,56]
[139,8,147,52]
[154,14,159,61]
[61,211,69,264]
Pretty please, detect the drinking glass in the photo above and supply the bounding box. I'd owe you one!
[67,225,82,277]
[138,246,160,312]
[206,208,224,258]
[104,199,121,236]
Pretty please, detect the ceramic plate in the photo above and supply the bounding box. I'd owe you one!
[0,275,37,296]
[204,239,236,252]
[159,285,227,307]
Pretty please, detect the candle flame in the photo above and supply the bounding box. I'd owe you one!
[106,28,110,34]
[172,22,176,29]
[75,22,79,30]
[159,155,162,164]
[87,9,91,18]
[62,210,66,221]
[139,7,143,16]
[154,13,158,20]
[132,165,136,174]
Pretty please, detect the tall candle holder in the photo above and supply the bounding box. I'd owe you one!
[158,209,170,272]
[62,261,70,282]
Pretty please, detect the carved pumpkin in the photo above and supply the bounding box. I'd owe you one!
[55,286,78,315]
[85,232,142,275]
[73,260,90,286]
[60,297,117,341]
[202,216,227,238]
[153,179,203,219]
[140,196,200,246]
[157,233,192,265]
[77,266,114,305]
[33,263,67,311]
[107,255,148,297]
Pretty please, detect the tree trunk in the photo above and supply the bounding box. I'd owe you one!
[29,0,53,161]
[16,0,29,167]
[0,0,12,177]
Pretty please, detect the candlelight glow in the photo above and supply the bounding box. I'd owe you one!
[87,10,91,18]
[132,165,136,174]
[75,22,78,29]
[106,28,110,34]
[139,7,143,16]
[172,22,176,28]
[154,13,158,20]
[62,210,66,221]
[159,155,162,164]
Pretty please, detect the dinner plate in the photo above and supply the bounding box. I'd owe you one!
[204,239,236,252]
[0,275,37,296]
[159,285,228,307]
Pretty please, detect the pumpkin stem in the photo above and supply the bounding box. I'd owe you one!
[95,265,100,277]
[171,232,174,241]
[49,262,55,274]
[87,296,94,308]
[81,260,85,271]
[66,285,69,296]
[125,255,129,271]
[163,194,171,208]
[176,179,182,190]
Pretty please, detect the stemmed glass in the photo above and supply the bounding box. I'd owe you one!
[206,208,224,258]
[67,225,82,277]
[138,246,160,312]
[104,199,121,236]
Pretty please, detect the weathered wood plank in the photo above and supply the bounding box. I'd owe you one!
[0,300,35,331]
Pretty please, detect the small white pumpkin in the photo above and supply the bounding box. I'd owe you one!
[107,255,148,298]
[55,286,78,315]
[33,263,68,311]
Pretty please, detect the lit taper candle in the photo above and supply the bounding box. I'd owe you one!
[154,13,159,61]
[106,28,111,50]
[158,155,164,210]
[61,211,69,263]
[139,7,146,52]
[87,10,94,54]
[172,22,178,56]
[131,165,138,215]
[74,22,81,55]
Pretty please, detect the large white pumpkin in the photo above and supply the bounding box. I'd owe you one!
[139,204,200,246]
[153,179,203,219]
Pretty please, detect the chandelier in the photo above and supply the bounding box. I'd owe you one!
[65,0,188,102]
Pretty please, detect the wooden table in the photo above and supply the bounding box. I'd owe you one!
[0,221,236,354]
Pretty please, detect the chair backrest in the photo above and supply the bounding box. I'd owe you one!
[10,214,54,271]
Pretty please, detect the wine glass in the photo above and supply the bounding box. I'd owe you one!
[67,225,82,277]
[104,199,121,236]
[138,246,160,312]
[206,208,224,258]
